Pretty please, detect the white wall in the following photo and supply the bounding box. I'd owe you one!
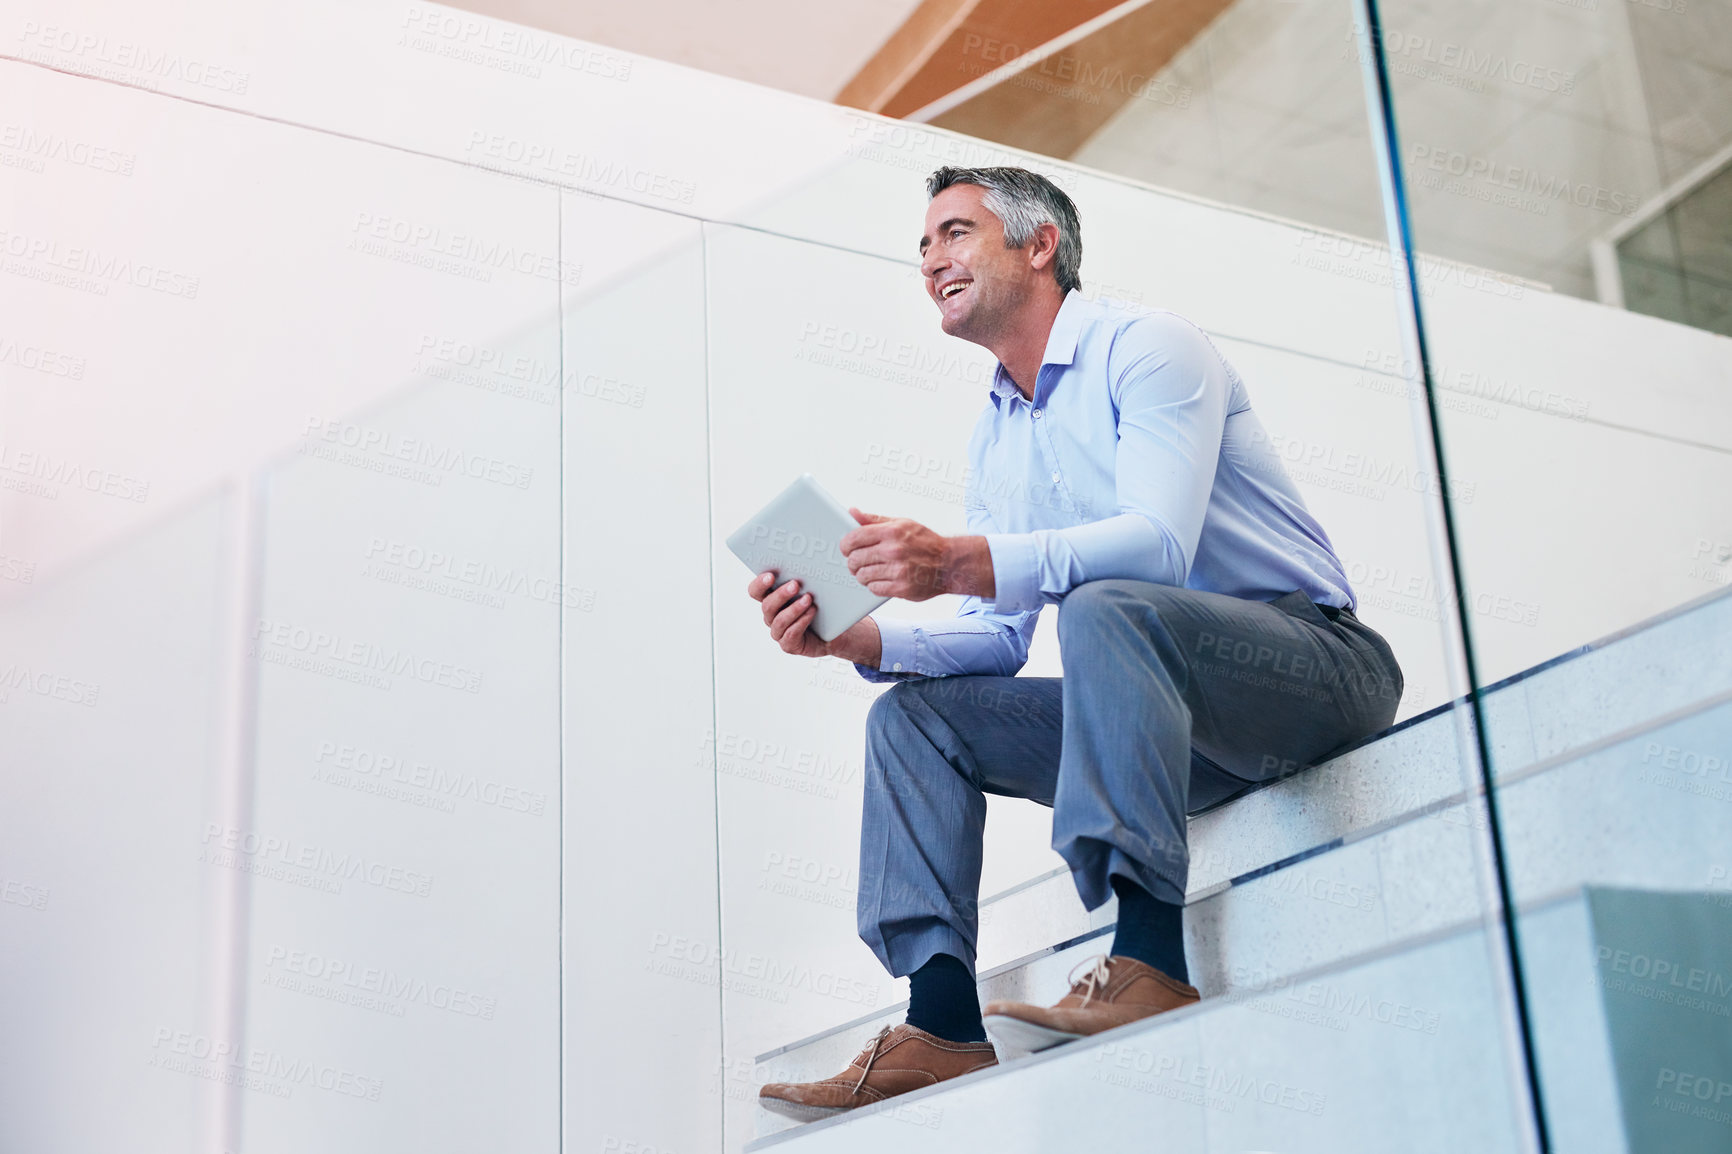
[3,45,571,1154]
[0,495,226,1154]
[562,198,722,1154]
[1,2,1729,1153]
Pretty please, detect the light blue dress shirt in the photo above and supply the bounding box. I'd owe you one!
[864,291,1355,682]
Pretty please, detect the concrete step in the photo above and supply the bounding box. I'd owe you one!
[747,589,1732,1140]
[749,883,1732,1154]
[750,914,1529,1153]
[750,784,1488,1141]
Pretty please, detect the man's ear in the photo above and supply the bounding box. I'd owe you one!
[1027,221,1061,273]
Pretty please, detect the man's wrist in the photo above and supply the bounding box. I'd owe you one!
[943,535,996,600]
[828,616,882,668]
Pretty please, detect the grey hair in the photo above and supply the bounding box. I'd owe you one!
[926,166,1082,294]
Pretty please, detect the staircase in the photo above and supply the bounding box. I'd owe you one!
[746,588,1732,1153]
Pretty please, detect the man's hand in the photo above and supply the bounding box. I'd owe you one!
[747,572,882,666]
[841,509,995,601]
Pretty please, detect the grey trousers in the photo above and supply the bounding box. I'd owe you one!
[856,579,1404,976]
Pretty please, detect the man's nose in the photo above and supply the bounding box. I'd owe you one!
[920,251,947,283]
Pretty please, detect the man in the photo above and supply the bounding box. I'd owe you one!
[751,166,1402,1120]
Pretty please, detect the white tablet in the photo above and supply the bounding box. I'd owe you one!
[727,474,889,642]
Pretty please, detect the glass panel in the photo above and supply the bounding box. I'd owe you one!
[1375,0,1732,1148]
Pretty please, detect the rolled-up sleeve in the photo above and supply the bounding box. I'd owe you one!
[982,315,1229,611]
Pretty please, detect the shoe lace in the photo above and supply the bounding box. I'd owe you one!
[850,1025,893,1095]
[1067,955,1114,1006]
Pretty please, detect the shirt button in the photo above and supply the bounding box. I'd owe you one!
[892,662,904,672]
[1032,408,1043,418]
[1052,472,1062,483]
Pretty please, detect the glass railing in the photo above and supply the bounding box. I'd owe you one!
[1372,0,1732,1149]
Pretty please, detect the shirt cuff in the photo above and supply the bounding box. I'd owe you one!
[985,533,1043,613]
[855,618,920,682]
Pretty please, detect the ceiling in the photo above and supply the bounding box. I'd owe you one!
[437,0,928,100]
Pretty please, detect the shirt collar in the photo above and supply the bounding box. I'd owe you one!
[989,289,1089,403]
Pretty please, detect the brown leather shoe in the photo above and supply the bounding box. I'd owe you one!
[982,955,1199,1056]
[758,1023,997,1122]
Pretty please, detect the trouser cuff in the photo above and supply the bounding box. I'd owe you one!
[1066,842,1187,911]
[878,922,977,979]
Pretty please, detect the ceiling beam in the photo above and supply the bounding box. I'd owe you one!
[928,0,1232,158]
[840,0,1233,159]
[837,0,1129,118]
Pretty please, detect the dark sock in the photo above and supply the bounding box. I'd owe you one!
[905,953,986,1043]
[1110,876,1189,985]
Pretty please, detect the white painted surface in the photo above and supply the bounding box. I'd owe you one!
[241,331,564,1148]
[0,497,225,1153]
[232,128,564,1147]
[562,197,723,1154]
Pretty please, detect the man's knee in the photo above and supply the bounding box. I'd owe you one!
[865,682,937,785]
[1059,578,1129,624]
[1058,579,1165,641]
[866,680,922,745]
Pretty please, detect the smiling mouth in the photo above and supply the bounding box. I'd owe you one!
[939,279,972,301]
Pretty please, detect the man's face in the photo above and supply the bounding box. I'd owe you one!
[919,184,1028,342]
